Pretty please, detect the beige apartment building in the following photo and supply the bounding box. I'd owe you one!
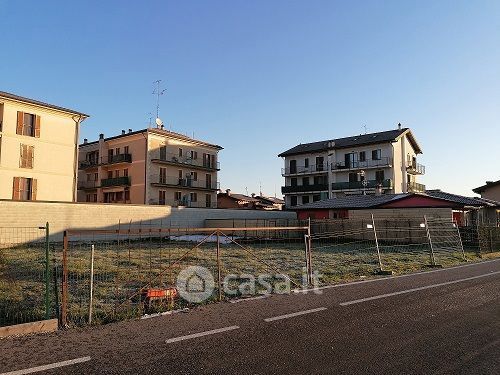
[0,91,88,202]
[279,125,425,207]
[77,127,222,207]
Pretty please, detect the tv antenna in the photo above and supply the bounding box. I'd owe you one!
[363,124,368,134]
[152,79,166,120]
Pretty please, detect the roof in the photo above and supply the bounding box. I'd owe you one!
[80,127,223,150]
[0,90,89,117]
[258,196,285,205]
[218,192,261,203]
[473,180,500,194]
[278,128,422,157]
[294,190,495,210]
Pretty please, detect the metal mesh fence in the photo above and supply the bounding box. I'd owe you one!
[0,225,51,327]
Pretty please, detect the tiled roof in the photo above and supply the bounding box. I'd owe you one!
[294,193,409,210]
[278,128,422,157]
[0,90,89,117]
[473,179,500,194]
[424,190,487,207]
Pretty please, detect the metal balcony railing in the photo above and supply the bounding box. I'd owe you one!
[101,176,131,187]
[281,183,328,194]
[150,175,220,190]
[151,151,220,171]
[79,154,132,169]
[77,180,99,189]
[151,199,218,208]
[406,161,425,175]
[331,157,393,171]
[281,163,327,175]
[407,181,426,192]
[331,179,393,191]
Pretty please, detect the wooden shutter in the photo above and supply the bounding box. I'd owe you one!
[31,179,37,201]
[12,177,21,200]
[28,146,34,168]
[34,115,41,138]
[16,112,24,135]
[211,155,215,169]
[20,145,26,168]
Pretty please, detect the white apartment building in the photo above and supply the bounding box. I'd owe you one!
[278,125,424,207]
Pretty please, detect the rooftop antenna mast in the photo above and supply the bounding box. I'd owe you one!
[152,80,166,128]
[363,124,368,134]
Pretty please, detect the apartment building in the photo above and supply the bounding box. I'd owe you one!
[0,91,88,202]
[278,125,425,208]
[77,127,222,207]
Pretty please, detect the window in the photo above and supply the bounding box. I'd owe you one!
[313,194,321,202]
[86,194,91,202]
[316,156,324,171]
[175,191,182,201]
[116,191,123,201]
[16,112,40,137]
[289,160,297,174]
[349,172,358,183]
[375,170,385,182]
[178,170,183,179]
[190,192,198,202]
[291,177,297,187]
[302,196,310,204]
[114,170,120,178]
[190,150,198,160]
[19,144,34,168]
[93,193,98,202]
[359,151,366,162]
[159,167,167,183]
[107,171,113,179]
[205,194,212,208]
[108,149,113,162]
[124,190,130,201]
[123,168,128,177]
[124,146,129,154]
[94,173,98,181]
[206,174,212,189]
[302,177,309,186]
[159,190,166,205]
[179,148,183,157]
[159,146,167,160]
[12,177,37,201]
[290,196,298,206]
[372,149,381,160]
[115,148,120,155]
[304,158,309,168]
[314,176,325,185]
[190,171,198,181]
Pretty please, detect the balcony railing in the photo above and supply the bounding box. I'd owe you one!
[151,151,220,171]
[331,157,393,171]
[406,161,425,175]
[281,183,328,194]
[150,175,220,191]
[407,181,426,192]
[150,199,218,208]
[79,154,132,169]
[77,180,99,190]
[281,164,327,176]
[331,179,393,191]
[101,176,131,187]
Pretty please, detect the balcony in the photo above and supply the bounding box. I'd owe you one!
[108,153,132,164]
[79,159,100,169]
[79,154,132,169]
[151,151,220,171]
[281,164,327,176]
[101,176,131,187]
[78,180,99,190]
[281,183,328,194]
[408,181,426,192]
[150,175,220,191]
[331,179,393,191]
[151,199,218,208]
[331,157,393,171]
[406,161,425,175]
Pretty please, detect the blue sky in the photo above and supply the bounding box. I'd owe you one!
[1,0,499,196]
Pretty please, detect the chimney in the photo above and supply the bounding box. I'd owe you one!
[83,138,88,144]
[160,124,164,130]
[251,193,255,198]
[121,130,126,135]
[128,128,132,133]
[226,189,231,196]
[99,133,104,140]
[398,123,402,130]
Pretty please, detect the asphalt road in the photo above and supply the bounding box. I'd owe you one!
[1,259,499,375]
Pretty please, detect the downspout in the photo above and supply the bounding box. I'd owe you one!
[141,131,148,204]
[72,114,86,202]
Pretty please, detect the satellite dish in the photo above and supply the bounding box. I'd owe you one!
[155,117,163,127]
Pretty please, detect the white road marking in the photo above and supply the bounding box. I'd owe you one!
[264,307,327,322]
[166,325,239,343]
[0,356,91,375]
[295,258,500,294]
[229,295,270,303]
[340,270,500,306]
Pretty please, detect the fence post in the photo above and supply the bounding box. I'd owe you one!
[454,222,466,261]
[371,214,383,272]
[44,222,50,320]
[216,231,222,301]
[62,230,68,326]
[307,218,313,285]
[424,216,436,266]
[88,244,95,325]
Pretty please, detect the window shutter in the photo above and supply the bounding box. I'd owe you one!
[20,144,25,168]
[12,177,21,200]
[34,115,41,138]
[28,146,34,168]
[31,179,37,201]
[16,112,24,135]
[211,155,215,168]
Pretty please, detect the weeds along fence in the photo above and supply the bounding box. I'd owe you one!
[61,224,310,326]
[0,224,53,327]
[309,216,469,283]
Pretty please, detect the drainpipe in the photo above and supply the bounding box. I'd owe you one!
[72,114,86,202]
[141,131,148,204]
